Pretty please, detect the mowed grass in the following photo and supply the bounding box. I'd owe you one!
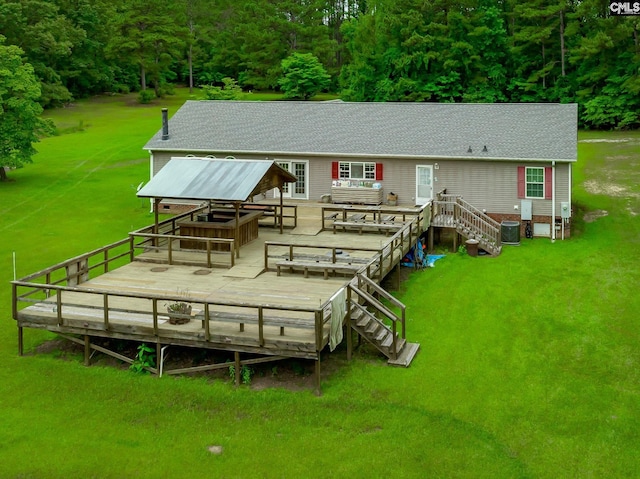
[0,91,639,478]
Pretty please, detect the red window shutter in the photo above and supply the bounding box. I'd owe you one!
[517,166,525,198]
[545,166,552,199]
[375,163,383,180]
[331,161,339,180]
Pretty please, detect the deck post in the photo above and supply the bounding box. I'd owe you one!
[258,307,264,346]
[428,225,434,252]
[314,356,322,396]
[156,341,162,375]
[84,335,90,367]
[346,287,352,361]
[264,242,269,271]
[152,299,159,335]
[18,326,23,356]
[129,234,135,262]
[56,290,63,326]
[234,351,241,388]
[204,303,210,341]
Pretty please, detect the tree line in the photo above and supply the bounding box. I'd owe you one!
[1,0,639,129]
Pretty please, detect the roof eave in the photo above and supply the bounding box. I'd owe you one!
[144,146,576,163]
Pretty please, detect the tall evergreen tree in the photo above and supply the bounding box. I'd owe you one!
[106,0,188,95]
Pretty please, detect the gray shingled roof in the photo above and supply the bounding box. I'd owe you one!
[144,101,577,162]
[136,157,296,201]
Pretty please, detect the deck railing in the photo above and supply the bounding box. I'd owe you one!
[433,192,501,251]
[13,237,134,305]
[454,202,501,246]
[130,232,235,268]
[12,281,332,357]
[13,203,425,365]
[133,206,209,238]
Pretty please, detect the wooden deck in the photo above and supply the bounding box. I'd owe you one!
[12,202,428,393]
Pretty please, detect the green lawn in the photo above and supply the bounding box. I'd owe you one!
[1,91,639,478]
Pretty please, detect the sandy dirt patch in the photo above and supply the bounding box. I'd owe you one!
[583,209,609,223]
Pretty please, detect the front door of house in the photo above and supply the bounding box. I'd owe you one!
[276,161,307,199]
[415,165,433,205]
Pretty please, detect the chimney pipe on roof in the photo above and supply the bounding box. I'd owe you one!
[161,108,169,140]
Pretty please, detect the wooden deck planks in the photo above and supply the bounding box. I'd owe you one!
[15,203,426,367]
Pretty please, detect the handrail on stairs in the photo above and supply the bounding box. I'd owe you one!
[433,193,502,252]
[355,273,406,339]
[347,273,406,359]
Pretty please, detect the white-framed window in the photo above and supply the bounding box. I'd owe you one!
[525,167,544,198]
[339,161,376,180]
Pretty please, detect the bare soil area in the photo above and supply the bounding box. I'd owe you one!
[32,335,381,392]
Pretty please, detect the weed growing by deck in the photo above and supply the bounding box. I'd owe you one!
[0,92,638,478]
[130,344,156,374]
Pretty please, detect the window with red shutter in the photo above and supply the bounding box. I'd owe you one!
[375,163,383,180]
[522,166,545,199]
[544,166,552,199]
[517,166,525,198]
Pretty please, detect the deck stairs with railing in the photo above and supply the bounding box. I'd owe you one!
[432,193,502,256]
[347,274,419,366]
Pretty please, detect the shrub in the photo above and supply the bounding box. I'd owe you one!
[138,89,155,104]
[201,77,243,100]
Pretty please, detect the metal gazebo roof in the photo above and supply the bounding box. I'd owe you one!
[136,157,297,201]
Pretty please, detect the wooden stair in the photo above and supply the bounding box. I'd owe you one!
[433,194,502,256]
[455,223,502,256]
[349,301,419,367]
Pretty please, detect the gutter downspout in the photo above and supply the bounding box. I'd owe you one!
[565,162,572,240]
[551,161,556,243]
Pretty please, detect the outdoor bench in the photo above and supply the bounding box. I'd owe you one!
[275,260,362,279]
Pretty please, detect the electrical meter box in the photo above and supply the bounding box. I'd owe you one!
[561,202,571,219]
[520,200,532,221]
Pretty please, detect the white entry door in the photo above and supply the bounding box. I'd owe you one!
[276,161,308,199]
[416,165,433,205]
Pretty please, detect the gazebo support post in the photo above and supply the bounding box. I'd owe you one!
[279,186,284,234]
[234,202,241,258]
[153,198,161,247]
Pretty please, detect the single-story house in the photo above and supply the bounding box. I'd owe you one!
[143,101,577,239]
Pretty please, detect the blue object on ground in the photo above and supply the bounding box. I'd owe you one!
[426,254,445,267]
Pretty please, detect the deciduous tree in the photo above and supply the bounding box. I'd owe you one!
[0,39,53,181]
[279,52,330,99]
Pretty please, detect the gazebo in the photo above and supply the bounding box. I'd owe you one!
[137,157,297,257]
